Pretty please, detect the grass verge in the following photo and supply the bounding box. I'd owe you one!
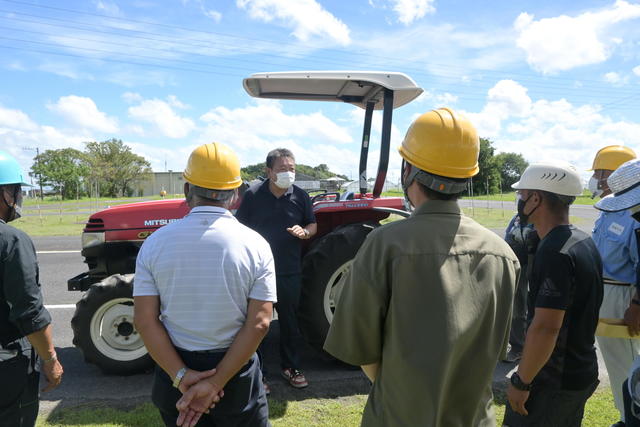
[37,390,617,426]
[12,214,89,236]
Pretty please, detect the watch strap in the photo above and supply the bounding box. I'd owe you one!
[173,367,187,388]
[510,372,532,391]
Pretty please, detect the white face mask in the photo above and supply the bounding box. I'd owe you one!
[588,176,603,199]
[274,171,295,189]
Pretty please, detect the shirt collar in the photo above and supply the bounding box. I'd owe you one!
[412,200,461,217]
[261,179,293,197]
[189,206,231,216]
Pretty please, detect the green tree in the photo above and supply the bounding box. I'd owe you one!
[495,152,529,190]
[30,148,87,199]
[84,139,152,197]
[471,138,501,195]
[241,162,347,181]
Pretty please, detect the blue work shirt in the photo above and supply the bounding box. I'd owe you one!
[592,209,640,285]
[235,180,316,275]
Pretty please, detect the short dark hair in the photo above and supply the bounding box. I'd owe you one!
[186,184,235,206]
[539,190,575,210]
[415,182,466,201]
[266,148,295,169]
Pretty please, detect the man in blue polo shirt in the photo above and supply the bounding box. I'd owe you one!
[589,145,640,427]
[236,148,317,389]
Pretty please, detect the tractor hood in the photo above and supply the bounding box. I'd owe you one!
[84,199,190,241]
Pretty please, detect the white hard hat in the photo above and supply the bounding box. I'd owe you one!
[511,162,583,197]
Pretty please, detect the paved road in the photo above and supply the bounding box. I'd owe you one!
[33,205,610,419]
[35,236,369,417]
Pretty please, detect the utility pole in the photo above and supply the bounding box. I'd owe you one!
[22,146,43,200]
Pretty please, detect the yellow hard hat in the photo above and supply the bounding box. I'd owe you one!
[183,142,242,190]
[398,108,479,178]
[590,145,636,171]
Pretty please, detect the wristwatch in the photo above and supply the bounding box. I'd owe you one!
[173,367,187,388]
[510,372,532,391]
[303,228,310,238]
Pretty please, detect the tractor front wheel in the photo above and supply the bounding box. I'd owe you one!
[299,222,378,353]
[71,274,152,375]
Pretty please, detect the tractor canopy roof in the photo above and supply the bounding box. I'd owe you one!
[243,71,423,110]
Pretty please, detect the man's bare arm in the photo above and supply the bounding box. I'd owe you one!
[517,307,565,383]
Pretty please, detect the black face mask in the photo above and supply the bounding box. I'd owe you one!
[517,193,538,226]
[2,185,22,222]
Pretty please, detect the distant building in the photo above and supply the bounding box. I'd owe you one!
[343,179,400,194]
[132,171,185,197]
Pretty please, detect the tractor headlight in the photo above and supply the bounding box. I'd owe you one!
[82,232,105,249]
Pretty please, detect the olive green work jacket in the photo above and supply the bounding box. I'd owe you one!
[324,200,520,427]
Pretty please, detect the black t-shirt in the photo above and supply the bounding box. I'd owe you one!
[528,225,603,390]
[235,180,315,275]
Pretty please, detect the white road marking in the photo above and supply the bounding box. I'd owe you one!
[36,250,81,254]
[45,304,76,309]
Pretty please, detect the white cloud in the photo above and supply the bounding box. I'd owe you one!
[94,0,121,15]
[464,80,532,137]
[200,99,352,148]
[416,90,458,107]
[182,0,223,22]
[514,1,640,74]
[354,22,521,75]
[38,62,94,80]
[0,106,38,131]
[203,9,222,22]
[47,95,119,133]
[236,0,351,45]
[0,107,90,173]
[603,71,629,85]
[389,0,435,25]
[122,92,143,104]
[197,100,356,173]
[633,65,640,76]
[463,79,640,175]
[128,97,196,139]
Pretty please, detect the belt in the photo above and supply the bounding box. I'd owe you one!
[176,347,229,354]
[603,278,632,287]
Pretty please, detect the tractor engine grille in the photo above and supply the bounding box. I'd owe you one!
[85,218,105,230]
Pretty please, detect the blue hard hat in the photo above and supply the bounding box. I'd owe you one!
[0,150,30,186]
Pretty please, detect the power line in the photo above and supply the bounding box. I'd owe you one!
[0,0,628,87]
[0,15,632,104]
[0,0,636,113]
[0,43,246,77]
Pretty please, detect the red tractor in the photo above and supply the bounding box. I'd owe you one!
[68,71,423,374]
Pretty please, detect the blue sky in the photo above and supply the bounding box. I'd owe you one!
[1,0,639,184]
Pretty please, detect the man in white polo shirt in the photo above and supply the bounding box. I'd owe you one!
[134,142,277,427]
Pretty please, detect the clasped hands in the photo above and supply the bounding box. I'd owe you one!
[175,368,225,427]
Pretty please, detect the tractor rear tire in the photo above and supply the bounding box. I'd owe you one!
[71,274,152,375]
[299,222,378,353]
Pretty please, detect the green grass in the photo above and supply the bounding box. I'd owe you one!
[466,190,597,206]
[36,390,617,426]
[383,189,596,206]
[12,214,89,236]
[22,196,164,207]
